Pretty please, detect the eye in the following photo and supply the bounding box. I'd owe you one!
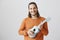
[29,8,32,10]
[30,8,32,10]
[33,7,36,9]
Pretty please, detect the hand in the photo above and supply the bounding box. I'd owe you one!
[39,25,43,30]
[24,30,28,36]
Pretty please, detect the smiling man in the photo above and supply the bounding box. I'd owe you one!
[18,2,49,40]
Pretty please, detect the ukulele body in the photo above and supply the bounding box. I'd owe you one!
[27,26,40,38]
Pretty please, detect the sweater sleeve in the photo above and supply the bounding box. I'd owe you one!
[18,18,28,36]
[40,22,49,36]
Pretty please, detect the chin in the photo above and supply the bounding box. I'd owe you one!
[31,13,36,15]
[31,14,35,16]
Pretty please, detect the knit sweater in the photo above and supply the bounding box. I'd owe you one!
[18,16,48,40]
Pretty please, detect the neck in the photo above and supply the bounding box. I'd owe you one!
[31,15,38,19]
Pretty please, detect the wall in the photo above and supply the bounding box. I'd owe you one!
[0,0,60,40]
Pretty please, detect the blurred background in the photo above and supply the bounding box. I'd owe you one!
[0,0,60,40]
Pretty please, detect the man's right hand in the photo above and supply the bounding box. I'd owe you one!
[24,30,28,36]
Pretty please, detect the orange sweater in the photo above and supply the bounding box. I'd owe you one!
[18,16,48,40]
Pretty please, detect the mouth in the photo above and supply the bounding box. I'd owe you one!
[31,11,36,13]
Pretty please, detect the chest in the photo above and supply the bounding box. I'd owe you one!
[25,19,42,30]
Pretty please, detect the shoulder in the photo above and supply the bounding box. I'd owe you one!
[22,17,29,22]
[39,16,48,24]
[39,16,46,20]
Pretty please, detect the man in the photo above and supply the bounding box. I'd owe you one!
[18,2,48,40]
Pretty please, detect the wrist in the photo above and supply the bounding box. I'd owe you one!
[23,30,28,36]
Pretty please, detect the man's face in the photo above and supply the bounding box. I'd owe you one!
[28,4,38,16]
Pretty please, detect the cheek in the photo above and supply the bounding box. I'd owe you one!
[29,10,32,13]
[34,9,38,12]
[28,8,38,14]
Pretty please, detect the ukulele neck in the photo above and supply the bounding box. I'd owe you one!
[37,19,47,28]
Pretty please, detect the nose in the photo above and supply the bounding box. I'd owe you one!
[31,8,34,12]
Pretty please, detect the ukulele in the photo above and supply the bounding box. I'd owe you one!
[27,17,51,38]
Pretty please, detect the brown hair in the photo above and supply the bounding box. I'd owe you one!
[28,2,40,18]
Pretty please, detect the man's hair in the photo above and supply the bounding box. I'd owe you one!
[28,2,40,18]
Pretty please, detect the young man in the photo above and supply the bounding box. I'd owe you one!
[18,2,48,40]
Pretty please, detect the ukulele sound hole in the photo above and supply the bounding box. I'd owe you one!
[33,29,35,31]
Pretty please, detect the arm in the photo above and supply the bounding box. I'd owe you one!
[18,19,28,36]
[40,22,49,36]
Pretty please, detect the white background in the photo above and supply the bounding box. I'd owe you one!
[0,0,60,40]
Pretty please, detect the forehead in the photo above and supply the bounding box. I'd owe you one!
[29,4,36,8]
